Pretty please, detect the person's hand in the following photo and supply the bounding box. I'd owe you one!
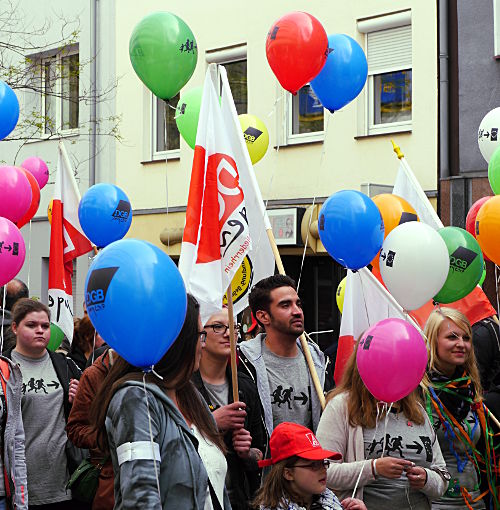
[406,465,427,490]
[341,497,367,510]
[212,401,246,431]
[68,378,79,404]
[232,428,252,458]
[375,457,414,479]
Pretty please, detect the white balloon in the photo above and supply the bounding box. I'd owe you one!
[379,222,449,311]
[478,107,500,163]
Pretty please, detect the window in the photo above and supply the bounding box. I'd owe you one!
[152,93,180,158]
[41,48,79,134]
[288,84,324,140]
[358,11,412,135]
[206,44,247,113]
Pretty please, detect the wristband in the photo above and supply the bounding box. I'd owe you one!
[371,459,378,478]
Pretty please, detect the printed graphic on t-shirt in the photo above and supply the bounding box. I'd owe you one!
[366,433,432,463]
[22,377,60,395]
[270,385,308,409]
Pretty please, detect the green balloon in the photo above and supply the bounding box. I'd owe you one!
[489,145,500,194]
[48,323,64,351]
[434,226,484,304]
[479,262,486,286]
[175,87,202,149]
[129,12,197,101]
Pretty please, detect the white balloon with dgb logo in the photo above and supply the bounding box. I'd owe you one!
[478,107,500,163]
[379,222,449,311]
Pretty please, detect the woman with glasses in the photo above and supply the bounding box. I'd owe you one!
[423,308,494,509]
[315,342,449,509]
[192,308,267,510]
[253,422,366,510]
[90,294,231,509]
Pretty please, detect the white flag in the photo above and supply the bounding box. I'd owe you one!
[179,65,275,322]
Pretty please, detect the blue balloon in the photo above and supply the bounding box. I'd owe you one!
[85,239,187,368]
[0,80,19,140]
[318,190,384,270]
[79,183,133,248]
[310,34,368,112]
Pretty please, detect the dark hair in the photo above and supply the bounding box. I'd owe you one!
[1,279,29,311]
[248,275,296,327]
[11,298,50,325]
[90,294,225,453]
[73,316,96,355]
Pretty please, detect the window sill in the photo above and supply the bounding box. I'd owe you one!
[354,129,412,140]
[141,154,180,165]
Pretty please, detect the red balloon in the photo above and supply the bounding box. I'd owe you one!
[266,12,328,95]
[466,196,492,236]
[16,168,40,229]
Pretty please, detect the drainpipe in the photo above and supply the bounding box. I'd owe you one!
[439,0,449,180]
[89,0,97,186]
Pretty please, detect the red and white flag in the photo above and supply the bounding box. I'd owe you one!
[48,142,93,342]
[179,65,275,322]
[334,267,421,384]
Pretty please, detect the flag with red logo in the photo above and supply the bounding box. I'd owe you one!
[179,64,275,322]
[334,267,422,384]
[48,142,93,342]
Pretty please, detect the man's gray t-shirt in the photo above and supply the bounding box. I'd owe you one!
[11,350,70,505]
[262,342,312,430]
[204,380,229,409]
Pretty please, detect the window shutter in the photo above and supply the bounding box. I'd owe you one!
[367,25,412,73]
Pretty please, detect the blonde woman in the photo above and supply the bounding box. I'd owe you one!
[315,342,448,509]
[423,308,496,509]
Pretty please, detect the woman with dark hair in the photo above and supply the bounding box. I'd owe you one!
[90,294,231,509]
[315,341,448,509]
[70,316,105,371]
[8,298,81,509]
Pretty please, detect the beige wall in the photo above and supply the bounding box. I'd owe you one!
[114,0,438,244]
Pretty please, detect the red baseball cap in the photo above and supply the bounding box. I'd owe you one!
[258,422,341,467]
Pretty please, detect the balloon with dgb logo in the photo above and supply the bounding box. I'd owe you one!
[78,184,133,248]
[336,277,346,314]
[0,217,25,287]
[0,80,19,140]
[21,156,49,190]
[239,114,269,165]
[175,87,202,149]
[0,166,32,223]
[85,239,187,368]
[478,107,500,164]
[433,227,483,304]
[475,195,500,264]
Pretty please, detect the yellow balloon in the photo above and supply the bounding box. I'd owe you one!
[47,199,53,225]
[239,113,269,165]
[336,277,346,314]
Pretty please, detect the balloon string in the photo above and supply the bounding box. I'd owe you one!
[495,265,500,342]
[164,101,170,249]
[91,329,96,366]
[142,372,162,500]
[297,111,331,292]
[357,270,371,329]
[27,219,32,291]
[0,290,6,354]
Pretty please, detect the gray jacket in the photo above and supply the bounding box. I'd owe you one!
[0,356,28,509]
[106,380,231,509]
[238,334,327,435]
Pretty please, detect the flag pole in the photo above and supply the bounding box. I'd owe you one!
[226,284,239,403]
[266,228,326,409]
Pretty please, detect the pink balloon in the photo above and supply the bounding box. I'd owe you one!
[21,156,49,190]
[356,318,428,403]
[0,217,26,286]
[0,166,32,223]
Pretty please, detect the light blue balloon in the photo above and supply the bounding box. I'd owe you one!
[0,80,19,140]
[79,183,133,248]
[85,239,187,368]
[311,34,368,112]
[319,190,384,270]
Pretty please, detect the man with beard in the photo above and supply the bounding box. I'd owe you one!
[238,275,331,437]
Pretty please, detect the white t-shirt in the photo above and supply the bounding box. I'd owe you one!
[191,424,227,510]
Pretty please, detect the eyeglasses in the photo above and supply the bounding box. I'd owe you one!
[198,330,207,343]
[204,323,241,335]
[292,459,330,471]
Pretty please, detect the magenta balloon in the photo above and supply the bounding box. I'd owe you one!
[356,318,428,403]
[0,166,32,223]
[0,217,25,286]
[21,157,49,190]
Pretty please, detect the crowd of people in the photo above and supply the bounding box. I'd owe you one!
[0,274,498,509]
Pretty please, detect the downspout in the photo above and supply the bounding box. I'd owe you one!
[439,0,449,180]
[89,0,97,186]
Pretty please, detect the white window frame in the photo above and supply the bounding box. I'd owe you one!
[284,84,324,145]
[40,47,79,137]
[358,10,412,136]
[151,93,180,161]
[494,0,500,58]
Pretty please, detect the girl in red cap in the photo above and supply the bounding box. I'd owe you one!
[253,422,366,510]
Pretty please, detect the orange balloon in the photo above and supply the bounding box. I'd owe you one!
[16,167,40,229]
[371,194,419,270]
[475,195,500,264]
